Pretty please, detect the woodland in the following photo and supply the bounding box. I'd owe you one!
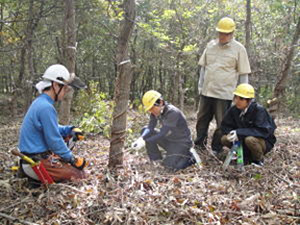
[0,0,299,224]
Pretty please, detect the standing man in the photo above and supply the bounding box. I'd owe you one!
[132,90,199,171]
[195,17,251,155]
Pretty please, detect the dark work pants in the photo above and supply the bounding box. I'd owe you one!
[195,95,231,152]
[143,128,194,171]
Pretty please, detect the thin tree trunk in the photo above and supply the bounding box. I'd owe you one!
[109,0,135,168]
[270,15,300,117]
[59,0,76,125]
[0,3,3,47]
[245,0,251,53]
[179,71,184,110]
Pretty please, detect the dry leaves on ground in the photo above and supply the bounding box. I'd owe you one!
[0,116,299,225]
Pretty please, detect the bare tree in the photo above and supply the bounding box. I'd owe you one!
[109,0,136,168]
[59,0,76,125]
[269,15,300,117]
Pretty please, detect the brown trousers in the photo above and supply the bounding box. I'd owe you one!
[22,154,86,183]
[221,135,266,161]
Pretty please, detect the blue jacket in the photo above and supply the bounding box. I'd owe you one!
[18,94,73,161]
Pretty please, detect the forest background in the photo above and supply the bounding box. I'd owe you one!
[0,0,300,224]
[0,0,299,121]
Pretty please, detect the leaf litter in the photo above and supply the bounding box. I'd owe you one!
[0,115,299,225]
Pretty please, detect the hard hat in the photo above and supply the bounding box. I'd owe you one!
[233,83,255,99]
[142,90,162,112]
[42,64,86,89]
[216,17,236,33]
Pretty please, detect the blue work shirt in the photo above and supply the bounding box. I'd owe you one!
[18,94,73,161]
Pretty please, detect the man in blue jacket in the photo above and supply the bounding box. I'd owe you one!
[220,84,277,166]
[18,64,87,183]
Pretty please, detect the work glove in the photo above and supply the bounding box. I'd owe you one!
[131,137,145,150]
[227,130,238,142]
[71,127,84,141]
[70,157,88,170]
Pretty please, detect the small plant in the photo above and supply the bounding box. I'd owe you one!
[73,81,114,137]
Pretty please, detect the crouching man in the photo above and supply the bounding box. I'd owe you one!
[132,90,199,171]
[220,84,277,166]
[18,64,88,183]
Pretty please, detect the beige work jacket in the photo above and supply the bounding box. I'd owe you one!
[198,39,251,100]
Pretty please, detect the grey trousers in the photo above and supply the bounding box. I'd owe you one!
[195,95,231,152]
[144,129,194,171]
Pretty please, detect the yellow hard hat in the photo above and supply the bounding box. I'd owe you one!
[233,83,255,99]
[142,90,162,112]
[216,17,236,33]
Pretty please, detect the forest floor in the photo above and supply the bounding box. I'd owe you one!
[0,111,299,225]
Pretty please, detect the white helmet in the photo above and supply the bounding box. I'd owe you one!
[42,64,86,89]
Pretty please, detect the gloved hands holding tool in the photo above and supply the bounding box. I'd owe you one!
[131,137,145,150]
[70,156,88,170]
[227,130,238,142]
[71,127,84,141]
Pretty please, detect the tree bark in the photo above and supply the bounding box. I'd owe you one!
[270,15,300,117]
[59,0,76,125]
[245,0,251,53]
[109,0,136,168]
[17,0,44,113]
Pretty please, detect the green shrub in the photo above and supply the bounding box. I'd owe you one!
[73,81,114,137]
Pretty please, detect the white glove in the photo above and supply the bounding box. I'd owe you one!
[227,130,238,142]
[131,137,145,150]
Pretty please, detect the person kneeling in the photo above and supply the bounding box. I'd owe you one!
[220,84,277,166]
[132,90,198,172]
[18,64,87,183]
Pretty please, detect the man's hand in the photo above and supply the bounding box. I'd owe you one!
[71,157,88,170]
[131,137,145,150]
[227,130,238,142]
[72,128,84,141]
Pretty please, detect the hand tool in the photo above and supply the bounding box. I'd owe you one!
[11,149,54,184]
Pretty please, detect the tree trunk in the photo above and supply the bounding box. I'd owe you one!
[109,0,135,168]
[17,0,43,113]
[270,15,300,117]
[245,0,251,53]
[59,0,76,125]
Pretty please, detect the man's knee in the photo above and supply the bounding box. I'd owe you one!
[244,136,256,146]
[244,136,266,161]
[244,136,265,150]
[163,156,192,171]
